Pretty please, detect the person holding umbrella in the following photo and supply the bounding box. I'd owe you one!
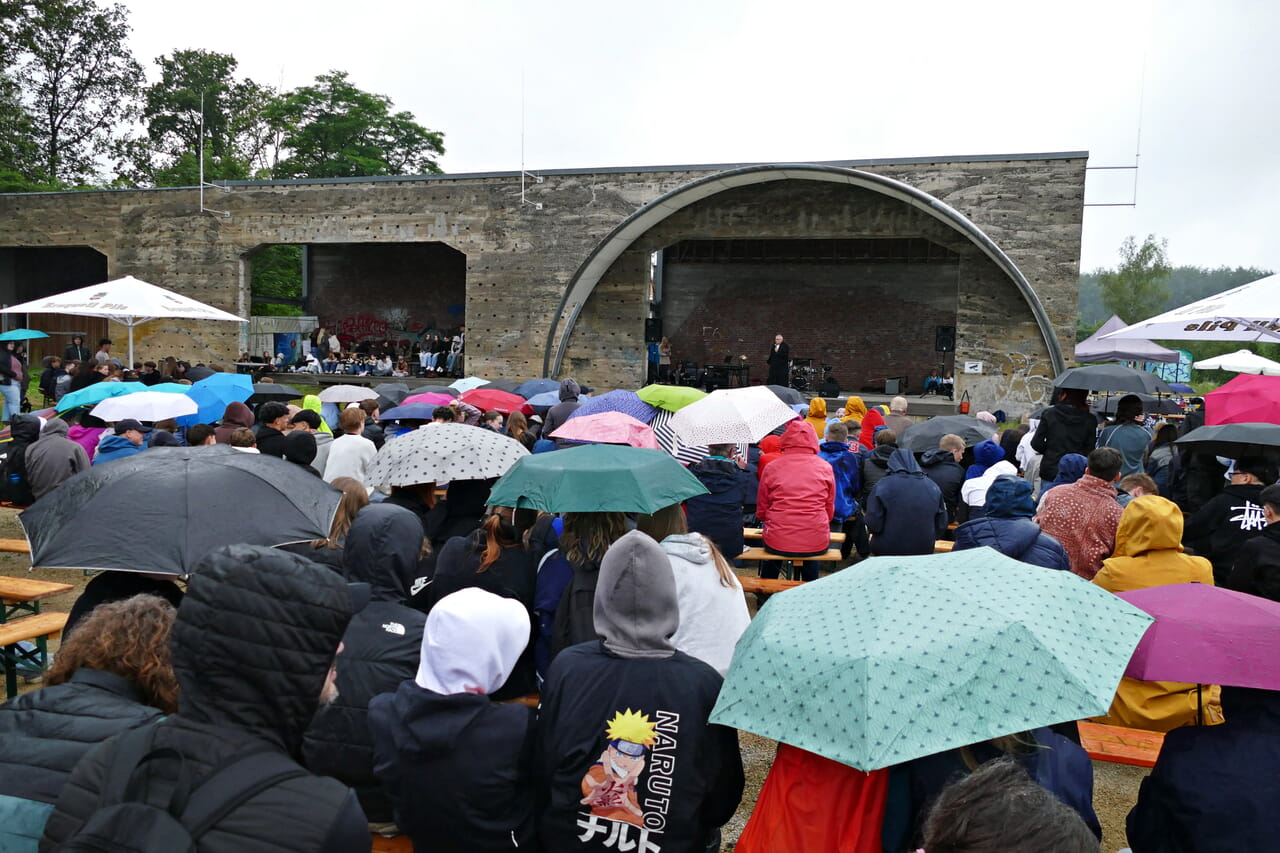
[1031,387,1097,483]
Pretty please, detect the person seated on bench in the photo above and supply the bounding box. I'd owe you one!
[864,448,948,556]
[685,444,755,564]
[756,421,835,582]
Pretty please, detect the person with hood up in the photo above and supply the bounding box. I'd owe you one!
[840,395,868,424]
[756,420,836,581]
[754,432,784,481]
[803,397,828,437]
[536,530,745,852]
[1037,452,1088,507]
[1227,483,1280,600]
[369,588,536,852]
[1030,387,1097,482]
[213,400,255,444]
[856,406,886,452]
[858,428,898,504]
[90,418,147,466]
[543,378,583,446]
[0,414,40,504]
[1092,495,1221,730]
[1183,455,1277,585]
[40,545,370,852]
[920,433,966,524]
[285,430,322,477]
[864,447,947,556]
[959,439,1019,519]
[817,421,866,559]
[953,475,1069,570]
[24,416,90,500]
[303,504,428,828]
[685,444,755,562]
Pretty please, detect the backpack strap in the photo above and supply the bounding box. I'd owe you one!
[95,724,163,808]
[180,750,308,838]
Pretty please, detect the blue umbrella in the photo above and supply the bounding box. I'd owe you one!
[526,390,560,414]
[178,373,253,426]
[57,382,149,412]
[515,378,559,399]
[0,328,48,341]
[379,403,438,422]
[565,389,659,424]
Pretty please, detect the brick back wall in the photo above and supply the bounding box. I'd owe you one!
[663,261,958,392]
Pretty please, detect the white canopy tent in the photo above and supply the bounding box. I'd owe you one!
[1192,349,1280,375]
[1099,274,1280,344]
[0,276,245,365]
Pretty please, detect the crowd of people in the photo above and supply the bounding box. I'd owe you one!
[0,367,1275,852]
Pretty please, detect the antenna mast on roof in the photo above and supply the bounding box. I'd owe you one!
[520,69,543,210]
[199,92,231,218]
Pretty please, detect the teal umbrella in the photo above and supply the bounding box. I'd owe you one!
[57,381,150,412]
[485,443,708,513]
[0,328,48,341]
[710,547,1153,771]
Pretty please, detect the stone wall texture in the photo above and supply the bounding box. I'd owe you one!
[0,153,1085,410]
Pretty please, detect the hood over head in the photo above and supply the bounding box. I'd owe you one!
[659,531,714,567]
[9,413,40,444]
[920,447,959,468]
[984,475,1036,518]
[593,529,679,659]
[284,430,317,466]
[887,447,924,475]
[151,430,181,447]
[758,434,783,455]
[973,439,1005,468]
[343,503,425,602]
[40,416,69,438]
[415,587,529,695]
[221,401,254,430]
[858,408,886,448]
[1053,453,1089,485]
[301,394,333,434]
[173,544,356,755]
[780,419,819,454]
[807,397,827,418]
[843,396,868,420]
[1113,495,1186,557]
[558,378,581,402]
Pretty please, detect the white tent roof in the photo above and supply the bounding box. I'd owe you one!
[1099,274,1280,343]
[0,276,243,325]
[1193,349,1280,375]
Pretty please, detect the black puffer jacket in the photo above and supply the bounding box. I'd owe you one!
[40,545,369,853]
[1031,401,1098,481]
[303,504,427,823]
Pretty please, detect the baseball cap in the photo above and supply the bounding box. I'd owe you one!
[114,418,145,434]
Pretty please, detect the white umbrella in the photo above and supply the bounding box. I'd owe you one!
[1192,349,1280,375]
[1099,274,1280,344]
[366,422,529,489]
[317,384,379,404]
[670,385,799,445]
[0,275,245,365]
[90,391,199,423]
[449,376,491,393]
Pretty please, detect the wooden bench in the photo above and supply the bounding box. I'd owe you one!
[1077,721,1165,768]
[743,527,845,543]
[740,547,843,582]
[934,540,954,552]
[371,834,413,852]
[738,577,804,595]
[0,574,73,621]
[0,538,30,554]
[0,611,68,698]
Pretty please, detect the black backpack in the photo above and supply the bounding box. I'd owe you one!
[53,724,306,852]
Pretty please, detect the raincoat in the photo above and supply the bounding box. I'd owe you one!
[755,433,783,481]
[757,421,836,555]
[1184,481,1269,585]
[661,533,750,677]
[1093,496,1222,731]
[804,397,828,438]
[856,408,885,452]
[301,394,333,434]
[685,456,755,560]
[864,448,947,556]
[840,396,868,424]
[1031,399,1098,481]
[24,417,90,501]
[953,476,1069,570]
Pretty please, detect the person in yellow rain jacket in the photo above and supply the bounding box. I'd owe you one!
[804,397,828,438]
[1092,495,1223,731]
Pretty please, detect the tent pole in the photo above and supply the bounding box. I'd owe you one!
[128,323,135,367]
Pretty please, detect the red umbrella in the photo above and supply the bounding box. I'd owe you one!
[459,388,533,416]
[1206,374,1280,425]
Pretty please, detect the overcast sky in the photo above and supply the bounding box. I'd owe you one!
[119,0,1279,275]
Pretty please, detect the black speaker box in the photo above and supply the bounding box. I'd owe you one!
[644,318,663,343]
[935,325,956,352]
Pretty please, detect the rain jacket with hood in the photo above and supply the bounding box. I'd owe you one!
[817,439,861,523]
[536,531,744,853]
[65,424,105,463]
[24,417,90,500]
[685,456,755,560]
[1184,480,1269,584]
[369,588,536,853]
[959,457,1019,517]
[1030,399,1098,481]
[1127,686,1280,853]
[303,504,428,823]
[857,408,886,451]
[919,447,965,522]
[0,414,41,504]
[89,432,144,466]
[1037,452,1088,505]
[302,394,334,434]
[213,401,255,444]
[661,532,750,677]
[543,378,582,443]
[859,440,897,504]
[964,438,1005,480]
[841,396,868,424]
[803,397,828,437]
[1093,496,1221,731]
[755,433,783,481]
[41,545,368,853]
[757,421,836,555]
[953,476,1070,570]
[865,448,947,556]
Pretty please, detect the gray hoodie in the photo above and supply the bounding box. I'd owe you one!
[592,529,678,660]
[25,417,90,500]
[543,378,582,444]
[312,429,334,475]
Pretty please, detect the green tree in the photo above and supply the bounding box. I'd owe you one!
[12,0,142,185]
[1097,235,1171,324]
[265,71,444,179]
[250,244,304,316]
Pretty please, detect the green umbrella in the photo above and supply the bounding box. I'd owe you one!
[485,443,708,513]
[636,383,707,412]
[710,547,1153,771]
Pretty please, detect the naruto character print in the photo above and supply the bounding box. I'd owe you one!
[577,708,679,851]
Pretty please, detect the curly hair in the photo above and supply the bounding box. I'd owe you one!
[46,593,179,713]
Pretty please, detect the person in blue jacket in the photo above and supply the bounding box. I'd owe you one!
[816,421,865,559]
[953,475,1070,570]
[864,447,947,556]
[91,418,147,465]
[685,444,755,563]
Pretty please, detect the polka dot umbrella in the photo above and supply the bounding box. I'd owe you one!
[365,422,529,490]
[710,547,1154,771]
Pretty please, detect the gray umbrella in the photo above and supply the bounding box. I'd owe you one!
[897,415,998,452]
[414,385,459,397]
[1053,365,1174,395]
[248,382,303,404]
[766,384,805,406]
[373,382,412,405]
[1175,423,1280,460]
[1092,393,1183,417]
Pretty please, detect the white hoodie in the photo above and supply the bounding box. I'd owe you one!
[660,533,750,676]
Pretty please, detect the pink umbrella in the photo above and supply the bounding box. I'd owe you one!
[1205,374,1280,425]
[549,412,661,450]
[1118,583,1280,690]
[403,392,457,407]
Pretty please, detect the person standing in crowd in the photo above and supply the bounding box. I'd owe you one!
[1143,422,1180,495]
[766,333,790,387]
[1098,394,1152,477]
[253,401,291,458]
[920,433,967,524]
[1035,447,1125,580]
[0,340,25,424]
[1184,456,1277,585]
[756,420,835,581]
[358,399,385,450]
[543,378,583,444]
[1031,387,1097,482]
[24,416,90,500]
[92,338,113,366]
[1226,483,1280,600]
[290,409,333,473]
[324,406,378,490]
[954,475,1069,570]
[62,334,89,364]
[865,446,948,556]
[505,410,537,451]
[658,336,672,382]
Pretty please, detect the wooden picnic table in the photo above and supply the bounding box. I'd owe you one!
[0,574,72,621]
[0,538,31,554]
[1077,721,1165,768]
[1,611,68,698]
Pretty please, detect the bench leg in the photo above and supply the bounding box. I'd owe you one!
[2,643,17,699]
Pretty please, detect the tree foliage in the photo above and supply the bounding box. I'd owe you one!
[250,244,304,317]
[1096,235,1171,324]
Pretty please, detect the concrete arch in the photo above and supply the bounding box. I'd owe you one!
[544,163,1066,378]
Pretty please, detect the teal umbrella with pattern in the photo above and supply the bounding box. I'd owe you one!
[710,547,1153,771]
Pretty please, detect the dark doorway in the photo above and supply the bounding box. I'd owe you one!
[0,246,109,363]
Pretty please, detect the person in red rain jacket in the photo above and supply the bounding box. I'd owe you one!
[756,420,836,581]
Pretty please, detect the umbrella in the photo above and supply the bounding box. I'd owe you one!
[366,422,528,489]
[1205,374,1280,425]
[318,384,378,404]
[1098,274,1280,344]
[402,391,456,408]
[449,376,490,392]
[766,384,805,406]
[1053,364,1174,395]
[377,403,438,422]
[896,415,998,452]
[460,387,533,415]
[649,408,718,466]
[1175,424,1280,459]
[56,381,150,412]
[482,378,522,394]
[18,446,340,575]
[525,390,560,413]
[0,328,48,341]
[248,382,303,404]
[1193,349,1280,376]
[184,365,215,382]
[709,547,1154,771]
[549,412,661,449]
[90,391,198,423]
[671,385,798,445]
[636,384,707,412]
[1074,315,1180,364]
[566,389,659,424]
[1092,393,1184,417]
[486,444,708,513]
[372,382,412,405]
[515,378,559,399]
[414,385,459,397]
[0,275,245,365]
[1168,383,1196,394]
[1118,584,1280,690]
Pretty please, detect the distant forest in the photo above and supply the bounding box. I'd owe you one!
[1078,265,1270,333]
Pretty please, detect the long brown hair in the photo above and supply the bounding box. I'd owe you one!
[46,594,179,713]
[318,476,369,549]
[559,512,629,570]
[506,410,528,440]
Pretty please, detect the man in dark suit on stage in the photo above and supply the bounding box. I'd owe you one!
[766,334,790,387]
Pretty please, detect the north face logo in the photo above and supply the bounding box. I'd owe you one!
[382,622,406,635]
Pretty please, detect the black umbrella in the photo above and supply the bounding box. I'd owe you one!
[483,378,522,394]
[1092,393,1183,417]
[19,446,341,575]
[248,382,303,404]
[184,365,215,382]
[897,415,998,452]
[1175,423,1280,460]
[766,384,805,406]
[414,385,459,397]
[373,382,411,405]
[1053,365,1173,395]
